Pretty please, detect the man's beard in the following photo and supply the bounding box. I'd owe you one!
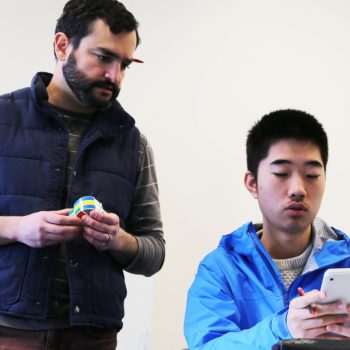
[62,53,120,111]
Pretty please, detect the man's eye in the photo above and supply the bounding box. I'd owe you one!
[96,54,112,63]
[121,61,131,70]
[273,173,288,177]
[306,174,320,179]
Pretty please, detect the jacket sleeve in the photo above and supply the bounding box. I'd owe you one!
[124,133,165,277]
[184,263,291,350]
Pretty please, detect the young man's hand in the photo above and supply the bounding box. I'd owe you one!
[287,289,350,339]
[325,307,350,337]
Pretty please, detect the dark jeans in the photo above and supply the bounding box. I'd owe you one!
[0,325,117,350]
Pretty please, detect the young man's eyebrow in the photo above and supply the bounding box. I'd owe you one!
[270,159,324,167]
[270,159,291,166]
[304,160,324,168]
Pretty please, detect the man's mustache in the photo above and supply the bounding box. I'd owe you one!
[92,81,118,93]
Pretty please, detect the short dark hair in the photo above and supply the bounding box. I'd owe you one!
[55,0,140,57]
[246,109,328,178]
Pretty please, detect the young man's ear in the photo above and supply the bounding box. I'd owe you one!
[244,171,258,199]
[54,32,71,61]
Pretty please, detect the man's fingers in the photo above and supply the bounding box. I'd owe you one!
[294,289,325,309]
[44,212,82,226]
[54,208,73,216]
[326,323,350,337]
[88,210,119,225]
[315,301,348,315]
[83,231,110,251]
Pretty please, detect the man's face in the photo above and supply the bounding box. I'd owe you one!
[246,139,326,236]
[62,52,120,110]
[62,19,137,111]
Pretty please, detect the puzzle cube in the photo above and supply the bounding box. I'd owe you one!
[68,196,104,218]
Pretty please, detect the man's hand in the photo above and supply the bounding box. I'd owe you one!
[326,306,350,336]
[81,210,138,266]
[287,289,350,339]
[16,209,83,247]
[81,210,121,251]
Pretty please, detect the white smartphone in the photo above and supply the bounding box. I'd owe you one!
[320,268,350,304]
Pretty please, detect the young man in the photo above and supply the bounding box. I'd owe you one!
[184,110,350,350]
[0,1,164,349]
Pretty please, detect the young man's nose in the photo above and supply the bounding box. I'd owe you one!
[288,177,306,200]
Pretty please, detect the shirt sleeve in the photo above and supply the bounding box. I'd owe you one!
[124,132,165,276]
[184,262,291,350]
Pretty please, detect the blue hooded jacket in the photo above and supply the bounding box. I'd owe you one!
[184,220,350,349]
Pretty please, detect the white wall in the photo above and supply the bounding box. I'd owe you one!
[1,1,350,349]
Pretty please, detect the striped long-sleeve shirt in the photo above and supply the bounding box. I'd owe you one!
[59,110,165,276]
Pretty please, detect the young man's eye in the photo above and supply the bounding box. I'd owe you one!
[306,174,320,179]
[273,173,288,177]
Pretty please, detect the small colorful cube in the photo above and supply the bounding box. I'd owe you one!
[68,196,105,218]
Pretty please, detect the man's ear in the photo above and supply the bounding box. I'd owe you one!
[244,171,258,199]
[54,32,71,61]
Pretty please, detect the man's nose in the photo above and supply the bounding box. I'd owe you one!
[288,176,306,201]
[104,62,122,85]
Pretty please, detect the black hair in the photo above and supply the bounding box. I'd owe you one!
[55,0,140,57]
[246,109,328,177]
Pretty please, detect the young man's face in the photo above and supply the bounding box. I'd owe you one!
[245,139,326,237]
[62,19,137,110]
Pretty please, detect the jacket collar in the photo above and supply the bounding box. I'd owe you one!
[219,218,350,262]
[30,72,135,135]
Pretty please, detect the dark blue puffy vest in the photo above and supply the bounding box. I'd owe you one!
[0,73,140,330]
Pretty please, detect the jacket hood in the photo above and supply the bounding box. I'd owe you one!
[218,221,260,257]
